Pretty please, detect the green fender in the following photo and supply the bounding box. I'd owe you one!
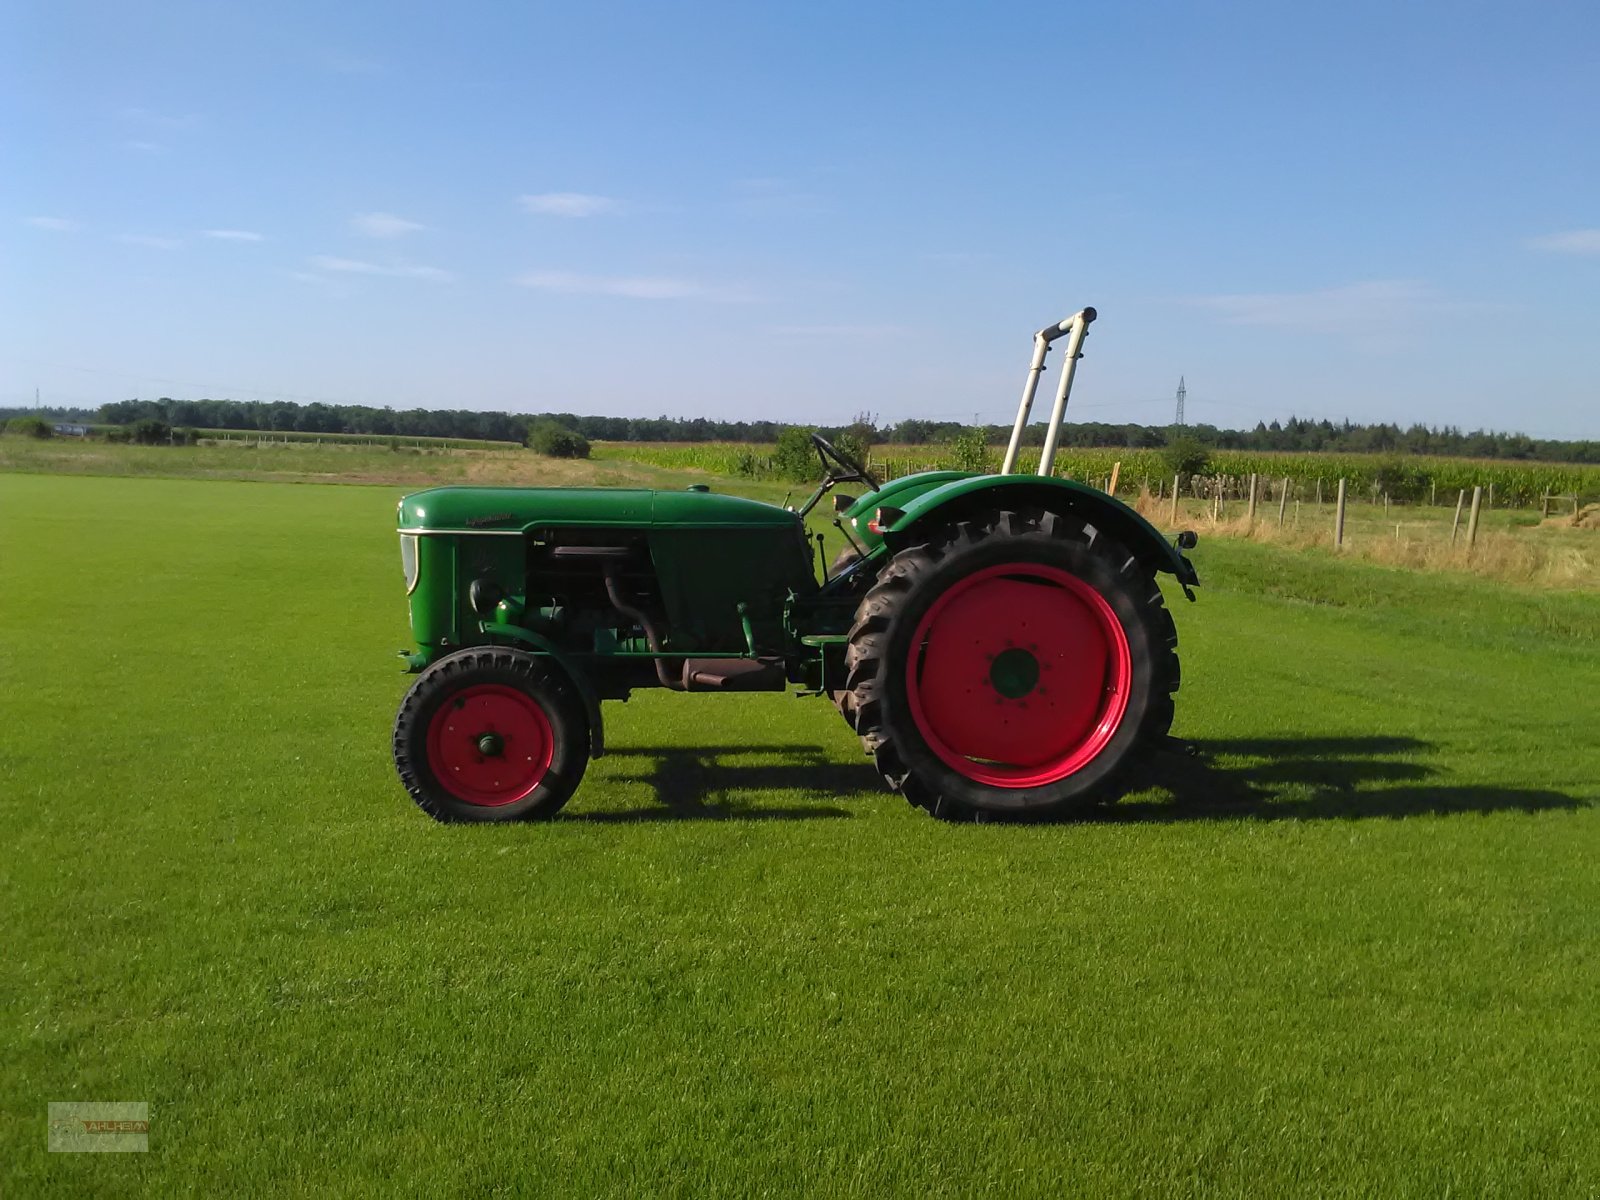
[479,621,607,758]
[841,472,1199,592]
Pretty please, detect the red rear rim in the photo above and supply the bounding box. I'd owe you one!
[426,684,554,806]
[904,562,1132,788]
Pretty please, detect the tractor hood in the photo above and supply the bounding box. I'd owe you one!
[397,486,802,533]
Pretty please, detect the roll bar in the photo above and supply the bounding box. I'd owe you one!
[999,306,1097,476]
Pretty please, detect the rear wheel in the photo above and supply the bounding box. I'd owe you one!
[394,647,589,822]
[845,509,1178,822]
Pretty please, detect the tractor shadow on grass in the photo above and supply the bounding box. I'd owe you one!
[1114,735,1591,823]
[564,744,879,823]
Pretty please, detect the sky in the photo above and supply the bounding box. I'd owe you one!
[3,0,1598,438]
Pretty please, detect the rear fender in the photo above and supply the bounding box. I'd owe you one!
[874,475,1199,593]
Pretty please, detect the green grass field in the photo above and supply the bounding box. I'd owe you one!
[3,469,1598,1196]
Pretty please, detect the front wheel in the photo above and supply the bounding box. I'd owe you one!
[825,546,867,726]
[393,648,589,822]
[844,509,1179,822]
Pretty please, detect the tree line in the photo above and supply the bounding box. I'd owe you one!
[3,399,1593,463]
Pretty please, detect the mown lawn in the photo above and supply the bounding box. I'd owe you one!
[2,471,1596,1196]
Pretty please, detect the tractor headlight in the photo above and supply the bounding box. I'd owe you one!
[400,534,419,595]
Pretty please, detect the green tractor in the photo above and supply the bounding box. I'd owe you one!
[392,308,1199,822]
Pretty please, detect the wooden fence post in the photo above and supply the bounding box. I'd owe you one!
[1467,486,1483,551]
[1450,489,1466,544]
[1247,473,1259,523]
[1108,461,1121,496]
[1277,477,1290,526]
[1487,483,1494,509]
[1170,476,1179,525]
[1316,478,1323,506]
[1335,478,1347,547]
[1541,493,1550,518]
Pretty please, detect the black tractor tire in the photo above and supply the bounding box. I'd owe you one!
[394,647,590,822]
[844,509,1179,822]
[825,546,867,726]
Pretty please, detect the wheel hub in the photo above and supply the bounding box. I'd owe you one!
[988,646,1040,699]
[425,684,554,806]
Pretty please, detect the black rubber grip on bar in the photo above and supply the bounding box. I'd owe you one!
[1038,307,1096,342]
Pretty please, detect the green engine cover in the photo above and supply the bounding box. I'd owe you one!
[397,485,815,656]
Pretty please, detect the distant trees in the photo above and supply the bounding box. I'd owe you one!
[5,416,54,438]
[527,421,590,459]
[1162,436,1211,483]
[131,418,171,444]
[772,427,820,481]
[883,417,970,445]
[1,395,1575,464]
[93,397,534,444]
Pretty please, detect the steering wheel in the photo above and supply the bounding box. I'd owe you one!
[810,432,880,491]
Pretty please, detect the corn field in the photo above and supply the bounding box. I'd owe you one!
[592,442,1599,509]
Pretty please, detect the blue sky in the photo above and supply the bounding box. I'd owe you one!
[4,0,1597,436]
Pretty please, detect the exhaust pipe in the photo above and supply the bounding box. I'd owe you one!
[603,569,682,690]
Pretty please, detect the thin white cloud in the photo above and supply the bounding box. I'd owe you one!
[285,269,340,287]
[514,270,749,302]
[26,216,78,232]
[124,140,163,153]
[518,192,618,217]
[203,229,265,242]
[351,211,425,238]
[118,234,182,250]
[1528,229,1600,255]
[729,177,828,215]
[316,50,383,75]
[769,324,910,339]
[309,255,452,282]
[1186,280,1481,332]
[119,107,202,131]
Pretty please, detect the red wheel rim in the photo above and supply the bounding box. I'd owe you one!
[426,684,554,806]
[904,562,1132,788]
